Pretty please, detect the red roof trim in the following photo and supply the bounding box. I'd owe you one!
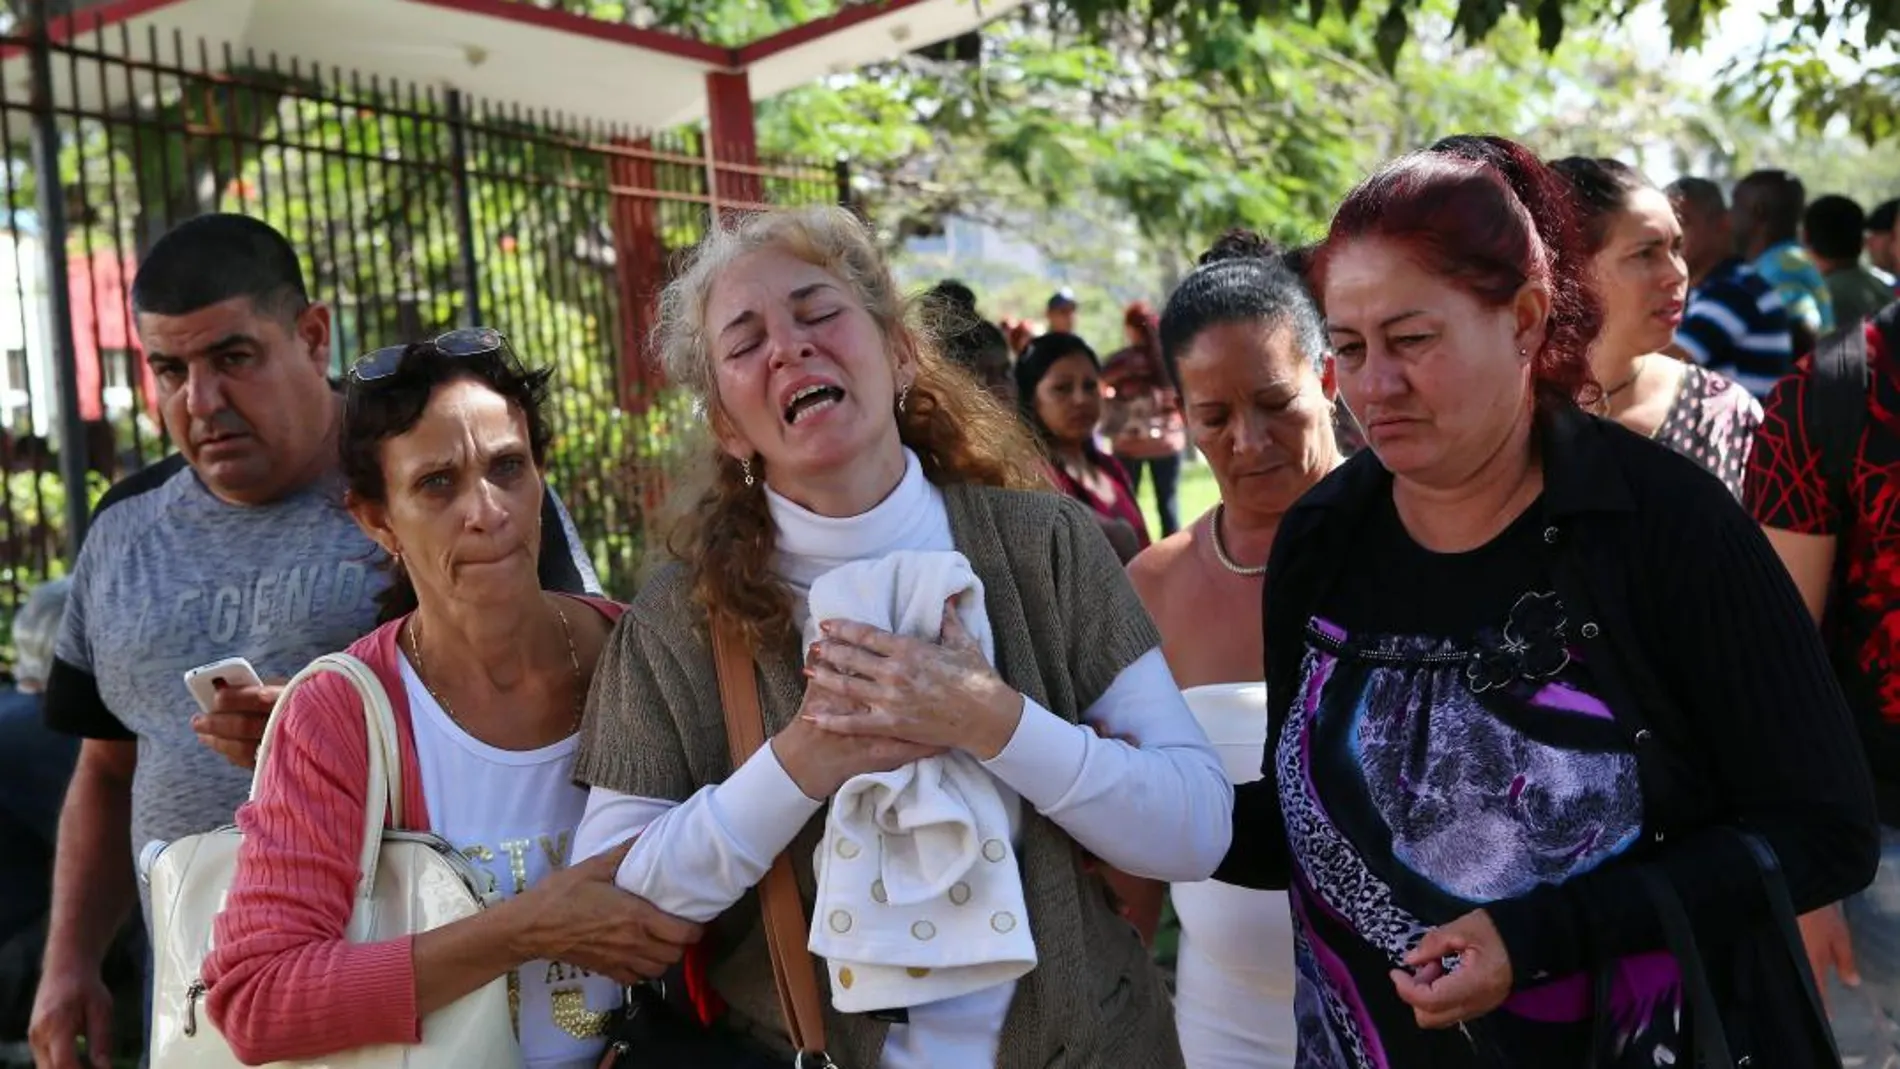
[4,0,972,85]
[57,0,187,38]
[402,0,736,67]
[0,0,190,53]
[736,0,937,64]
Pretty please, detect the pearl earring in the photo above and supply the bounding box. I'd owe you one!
[741,456,755,487]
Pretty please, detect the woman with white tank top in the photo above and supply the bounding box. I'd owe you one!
[1126,231,1345,1067]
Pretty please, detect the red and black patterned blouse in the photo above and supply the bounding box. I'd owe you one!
[1746,322,1900,820]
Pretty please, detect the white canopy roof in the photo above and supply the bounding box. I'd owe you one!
[8,0,1019,133]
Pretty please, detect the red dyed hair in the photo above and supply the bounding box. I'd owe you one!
[1123,299,1160,336]
[1312,135,1603,411]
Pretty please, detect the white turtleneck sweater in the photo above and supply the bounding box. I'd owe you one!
[574,450,1230,1068]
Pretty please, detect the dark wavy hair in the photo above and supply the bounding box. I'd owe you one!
[1548,156,1650,255]
[1312,135,1604,411]
[340,342,555,622]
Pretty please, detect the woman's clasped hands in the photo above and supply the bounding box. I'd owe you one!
[772,598,1028,800]
[806,597,1025,758]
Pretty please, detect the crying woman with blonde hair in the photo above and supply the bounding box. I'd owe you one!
[570,206,1232,1068]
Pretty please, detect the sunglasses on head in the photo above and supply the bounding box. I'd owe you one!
[349,327,513,382]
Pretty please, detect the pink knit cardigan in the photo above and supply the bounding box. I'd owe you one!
[202,595,623,1064]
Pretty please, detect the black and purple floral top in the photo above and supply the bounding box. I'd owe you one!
[1281,492,1682,1067]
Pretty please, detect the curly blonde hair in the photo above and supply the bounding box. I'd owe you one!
[655,206,1048,646]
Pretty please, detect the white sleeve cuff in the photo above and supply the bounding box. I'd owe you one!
[979,696,1088,811]
[706,741,826,866]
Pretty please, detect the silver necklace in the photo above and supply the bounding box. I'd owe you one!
[1209,503,1268,577]
[408,601,583,734]
[1596,355,1647,415]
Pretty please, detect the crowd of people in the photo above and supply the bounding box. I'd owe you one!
[1,136,1899,1069]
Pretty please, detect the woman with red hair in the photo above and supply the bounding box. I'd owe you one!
[1217,135,1875,1066]
[1103,301,1188,536]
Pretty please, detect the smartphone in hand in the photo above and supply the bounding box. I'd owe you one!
[182,656,264,715]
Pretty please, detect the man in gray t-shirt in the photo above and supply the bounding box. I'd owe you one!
[29,215,598,1069]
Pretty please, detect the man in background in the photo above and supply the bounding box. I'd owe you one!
[1865,199,1900,287]
[924,279,1015,405]
[1734,168,1835,354]
[1667,176,1795,396]
[1045,286,1079,337]
[1804,194,1895,326]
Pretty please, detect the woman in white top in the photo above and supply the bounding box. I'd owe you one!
[1127,231,1345,1068]
[205,335,700,1068]
[569,206,1232,1069]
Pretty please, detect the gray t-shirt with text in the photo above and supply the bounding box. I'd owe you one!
[55,460,387,872]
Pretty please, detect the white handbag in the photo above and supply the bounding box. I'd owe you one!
[140,652,522,1069]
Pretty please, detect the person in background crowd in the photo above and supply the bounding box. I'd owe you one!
[0,580,130,1068]
[1016,332,1151,559]
[1001,317,1035,357]
[1804,194,1897,326]
[1748,306,1900,1066]
[203,340,693,1067]
[1221,135,1875,1064]
[1553,157,1761,496]
[570,205,1229,1069]
[0,580,76,964]
[1045,286,1079,337]
[1866,199,1900,284]
[1103,301,1188,537]
[28,215,600,1069]
[1665,176,1795,396]
[1127,230,1340,1068]
[923,280,1015,406]
[1734,168,1835,352]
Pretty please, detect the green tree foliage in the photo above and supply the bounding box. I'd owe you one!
[754,0,1598,264]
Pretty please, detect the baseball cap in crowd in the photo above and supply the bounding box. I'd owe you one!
[1868,199,1900,234]
[1047,287,1078,311]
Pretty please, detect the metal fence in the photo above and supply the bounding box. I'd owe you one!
[0,7,845,626]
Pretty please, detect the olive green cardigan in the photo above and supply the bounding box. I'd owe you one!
[576,482,1184,1069]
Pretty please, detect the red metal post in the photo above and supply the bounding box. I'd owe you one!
[704,69,762,208]
[608,136,666,413]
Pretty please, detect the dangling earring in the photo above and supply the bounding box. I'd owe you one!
[740,456,755,487]
[897,384,911,414]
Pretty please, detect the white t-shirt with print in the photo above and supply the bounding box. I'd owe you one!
[403,657,619,1069]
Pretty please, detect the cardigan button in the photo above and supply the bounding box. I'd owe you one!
[1580,622,1600,639]
[1542,525,1560,544]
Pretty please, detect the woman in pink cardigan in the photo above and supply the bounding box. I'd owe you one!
[202,333,701,1067]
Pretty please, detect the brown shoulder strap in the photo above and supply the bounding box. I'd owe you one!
[711,620,832,1062]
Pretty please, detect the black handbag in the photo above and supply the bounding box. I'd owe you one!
[596,979,782,1069]
[1621,830,1842,1069]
